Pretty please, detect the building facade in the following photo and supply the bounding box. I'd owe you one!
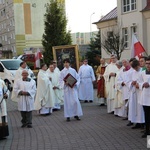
[71,31,98,45]
[0,0,65,58]
[95,0,150,59]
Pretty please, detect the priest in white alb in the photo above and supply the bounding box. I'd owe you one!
[46,64,63,110]
[0,79,10,139]
[103,55,118,113]
[34,64,55,115]
[114,61,126,117]
[13,70,36,128]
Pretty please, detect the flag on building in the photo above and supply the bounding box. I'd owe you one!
[131,34,146,59]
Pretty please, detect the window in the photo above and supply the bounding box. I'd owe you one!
[122,28,129,48]
[131,26,137,35]
[123,0,136,12]
[5,35,7,41]
[107,31,113,39]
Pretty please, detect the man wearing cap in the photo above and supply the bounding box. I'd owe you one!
[78,59,96,103]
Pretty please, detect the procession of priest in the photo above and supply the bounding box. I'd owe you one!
[1,55,150,139]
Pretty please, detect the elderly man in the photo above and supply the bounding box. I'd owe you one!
[114,61,127,117]
[46,64,63,110]
[96,58,107,106]
[13,70,36,128]
[103,55,118,113]
[11,61,34,102]
[78,59,96,103]
[0,79,9,139]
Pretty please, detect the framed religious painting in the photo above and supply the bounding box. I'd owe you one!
[52,45,79,71]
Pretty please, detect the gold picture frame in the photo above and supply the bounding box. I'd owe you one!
[52,45,79,71]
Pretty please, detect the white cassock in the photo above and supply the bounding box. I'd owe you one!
[54,67,61,74]
[46,69,63,110]
[78,64,96,101]
[13,78,36,111]
[34,70,55,114]
[0,80,10,124]
[0,79,10,138]
[59,67,83,118]
[11,67,32,102]
[139,70,150,106]
[103,63,118,113]
[114,66,127,117]
[128,69,145,123]
[119,70,130,101]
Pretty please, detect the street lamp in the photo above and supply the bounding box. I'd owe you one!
[90,12,95,39]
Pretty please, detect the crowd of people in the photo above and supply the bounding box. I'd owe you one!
[1,55,150,140]
[96,55,150,138]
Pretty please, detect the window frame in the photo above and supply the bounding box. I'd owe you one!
[123,0,137,13]
[122,28,129,49]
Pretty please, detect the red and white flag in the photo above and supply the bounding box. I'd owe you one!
[131,34,145,59]
[34,49,42,69]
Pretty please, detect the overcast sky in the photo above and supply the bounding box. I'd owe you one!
[65,0,117,33]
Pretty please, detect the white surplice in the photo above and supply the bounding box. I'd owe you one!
[118,70,130,101]
[13,78,36,111]
[59,67,83,118]
[128,69,145,123]
[11,67,33,102]
[78,64,96,101]
[34,70,55,114]
[54,67,61,74]
[139,70,150,106]
[0,80,10,123]
[46,69,63,109]
[103,63,118,113]
[114,66,127,117]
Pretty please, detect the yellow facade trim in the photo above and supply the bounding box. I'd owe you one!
[16,35,25,40]
[24,3,32,34]
[13,0,23,3]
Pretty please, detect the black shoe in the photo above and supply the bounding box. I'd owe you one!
[84,100,88,103]
[99,104,105,106]
[21,124,27,128]
[131,123,141,129]
[27,124,32,128]
[109,111,114,114]
[122,118,128,120]
[127,122,133,126]
[74,116,81,121]
[141,133,147,138]
[0,137,7,140]
[89,100,93,103]
[66,117,70,122]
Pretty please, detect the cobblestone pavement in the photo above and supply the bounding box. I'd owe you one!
[0,91,147,150]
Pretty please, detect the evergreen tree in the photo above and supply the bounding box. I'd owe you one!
[42,0,72,64]
[85,30,101,66]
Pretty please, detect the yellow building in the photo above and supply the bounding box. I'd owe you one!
[0,0,65,57]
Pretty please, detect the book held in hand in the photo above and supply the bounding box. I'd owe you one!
[63,73,77,88]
